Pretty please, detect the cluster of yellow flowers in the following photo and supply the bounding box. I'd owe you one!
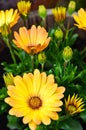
[0,0,86,130]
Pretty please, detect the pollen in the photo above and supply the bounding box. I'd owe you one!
[29,96,42,109]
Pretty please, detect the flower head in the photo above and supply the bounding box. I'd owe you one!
[52,7,66,23]
[38,52,46,64]
[13,25,51,54]
[3,73,14,87]
[65,94,85,115]
[17,0,31,17]
[73,8,86,30]
[54,28,63,40]
[62,46,73,62]
[68,1,76,15]
[38,5,47,19]
[0,9,20,36]
[5,69,65,130]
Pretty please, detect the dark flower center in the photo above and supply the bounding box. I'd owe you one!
[29,96,42,109]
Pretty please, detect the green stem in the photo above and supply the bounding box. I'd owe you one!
[59,114,70,122]
[41,63,44,71]
[3,37,17,64]
[64,61,68,69]
[31,54,34,71]
[65,17,71,40]
[65,29,69,40]
[23,16,28,28]
[41,18,46,28]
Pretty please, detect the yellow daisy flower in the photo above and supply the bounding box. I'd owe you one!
[65,94,85,115]
[0,8,20,35]
[5,69,65,130]
[13,25,51,54]
[73,8,86,30]
[52,6,66,23]
[17,0,31,17]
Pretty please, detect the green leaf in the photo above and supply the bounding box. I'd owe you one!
[7,115,25,130]
[24,127,30,130]
[60,118,83,130]
[80,110,86,123]
[0,87,7,100]
[0,102,9,114]
[76,69,86,85]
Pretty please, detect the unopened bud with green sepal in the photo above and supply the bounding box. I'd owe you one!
[54,28,63,40]
[38,52,46,64]
[68,1,76,15]
[38,5,47,19]
[63,46,73,62]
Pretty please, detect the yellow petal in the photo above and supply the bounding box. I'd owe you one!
[33,69,41,95]
[23,73,33,95]
[33,110,41,125]
[23,114,32,124]
[19,27,30,46]
[41,115,51,125]
[29,121,37,130]
[30,25,37,43]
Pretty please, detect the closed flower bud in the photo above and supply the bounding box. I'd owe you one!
[54,28,63,40]
[38,5,47,19]
[52,6,66,23]
[68,1,76,15]
[63,46,73,62]
[3,73,14,87]
[38,52,46,64]
[17,0,31,17]
[0,24,11,36]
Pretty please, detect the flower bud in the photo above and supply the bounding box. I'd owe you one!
[1,24,11,36]
[3,73,14,87]
[38,5,47,19]
[52,7,66,23]
[54,28,63,40]
[63,46,73,62]
[17,0,31,18]
[38,52,46,64]
[68,1,76,15]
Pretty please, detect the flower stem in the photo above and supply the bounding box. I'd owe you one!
[3,37,17,64]
[64,61,68,69]
[41,18,46,28]
[23,16,28,28]
[41,63,44,71]
[31,54,34,71]
[59,114,70,121]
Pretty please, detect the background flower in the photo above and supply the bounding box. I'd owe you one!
[65,94,85,115]
[13,25,51,54]
[0,8,20,35]
[17,0,31,17]
[38,5,47,19]
[52,6,66,23]
[73,8,86,30]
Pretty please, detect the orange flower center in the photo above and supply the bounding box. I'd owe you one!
[29,96,42,109]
